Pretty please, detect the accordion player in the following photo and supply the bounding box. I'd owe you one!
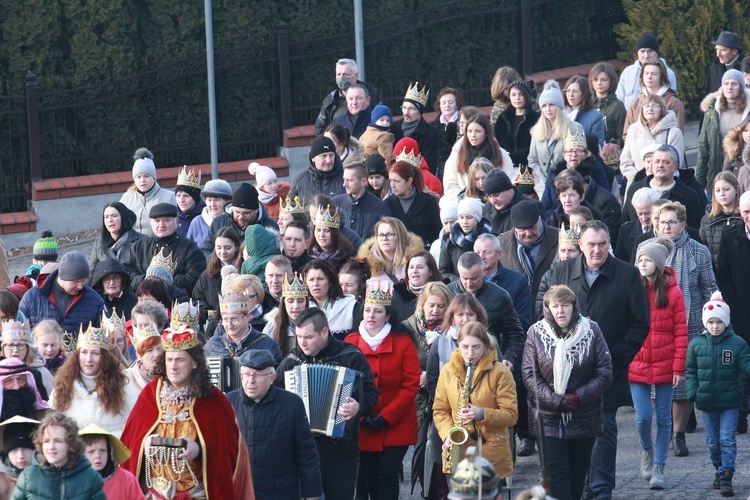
[207,355,242,392]
[284,363,362,439]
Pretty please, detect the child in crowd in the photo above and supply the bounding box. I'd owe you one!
[359,104,395,166]
[0,416,39,497]
[32,320,66,375]
[438,197,491,282]
[430,198,458,264]
[365,154,390,199]
[248,162,289,222]
[79,424,145,500]
[27,231,58,281]
[686,292,750,497]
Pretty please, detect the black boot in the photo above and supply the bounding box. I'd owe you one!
[686,410,697,433]
[672,432,689,456]
[517,438,536,457]
[713,467,721,489]
[720,471,734,497]
[737,414,748,434]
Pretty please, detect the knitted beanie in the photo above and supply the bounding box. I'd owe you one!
[483,169,513,195]
[33,230,58,261]
[637,33,659,52]
[232,183,260,210]
[723,69,744,86]
[202,179,233,200]
[310,136,336,160]
[458,197,484,223]
[439,198,459,223]
[702,291,731,329]
[146,264,174,287]
[538,80,564,109]
[635,237,673,275]
[132,147,157,179]
[58,251,90,281]
[365,154,387,177]
[370,104,393,125]
[248,162,277,189]
[174,184,201,204]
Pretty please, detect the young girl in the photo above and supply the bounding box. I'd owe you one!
[699,171,742,269]
[631,238,688,490]
[365,154,390,199]
[193,226,241,327]
[438,197,492,282]
[13,412,105,499]
[264,273,309,358]
[248,162,290,222]
[461,157,493,202]
[309,205,355,271]
[589,62,626,146]
[79,424,144,500]
[119,147,175,237]
[32,320,65,375]
[430,198,458,264]
[494,79,540,168]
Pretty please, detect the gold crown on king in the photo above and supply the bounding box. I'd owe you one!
[404,82,429,107]
[280,196,305,214]
[219,293,250,314]
[1,321,29,344]
[282,272,308,298]
[101,308,126,335]
[131,322,161,350]
[149,249,177,274]
[395,148,421,168]
[176,166,201,189]
[517,165,535,185]
[171,299,199,329]
[77,323,112,351]
[601,147,621,166]
[161,326,200,352]
[559,223,581,246]
[315,204,340,229]
[564,129,587,151]
[365,280,393,306]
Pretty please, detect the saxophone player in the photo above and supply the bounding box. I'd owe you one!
[433,321,518,489]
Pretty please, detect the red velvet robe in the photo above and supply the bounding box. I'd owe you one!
[120,377,254,500]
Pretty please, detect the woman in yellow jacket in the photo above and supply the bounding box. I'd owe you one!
[433,321,518,483]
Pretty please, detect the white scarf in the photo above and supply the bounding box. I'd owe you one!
[358,321,392,351]
[257,188,276,205]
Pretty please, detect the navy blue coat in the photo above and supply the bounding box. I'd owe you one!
[204,327,283,364]
[332,191,392,240]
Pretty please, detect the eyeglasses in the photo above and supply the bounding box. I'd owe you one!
[564,149,586,156]
[4,344,27,352]
[377,232,396,240]
[103,276,122,284]
[658,220,682,227]
[242,372,274,381]
[643,103,661,109]
[222,316,246,325]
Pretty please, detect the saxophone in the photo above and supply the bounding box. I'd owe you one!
[442,362,475,474]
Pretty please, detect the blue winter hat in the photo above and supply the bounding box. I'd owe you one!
[370,105,393,125]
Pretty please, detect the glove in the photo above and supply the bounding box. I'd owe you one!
[558,393,581,413]
[362,415,388,430]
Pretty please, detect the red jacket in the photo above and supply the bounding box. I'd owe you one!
[628,267,688,385]
[345,329,420,451]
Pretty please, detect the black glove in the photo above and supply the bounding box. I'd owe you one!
[362,415,388,430]
[558,393,581,413]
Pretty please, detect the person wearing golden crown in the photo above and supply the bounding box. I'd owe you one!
[120,325,255,499]
[49,319,138,438]
[174,166,206,239]
[125,317,164,393]
[391,82,441,175]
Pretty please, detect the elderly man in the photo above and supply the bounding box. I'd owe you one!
[333,162,391,239]
[290,135,346,203]
[314,58,381,137]
[549,220,650,500]
[333,84,372,139]
[201,182,279,258]
[20,251,105,333]
[483,169,533,235]
[227,349,322,500]
[499,200,559,301]
[616,187,660,262]
[0,357,48,421]
[616,32,678,109]
[281,221,313,273]
[123,203,206,296]
[707,31,744,93]
[391,83,440,173]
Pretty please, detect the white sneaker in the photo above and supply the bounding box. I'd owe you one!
[649,464,665,490]
[640,447,654,480]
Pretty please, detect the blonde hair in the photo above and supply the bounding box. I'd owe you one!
[229,274,265,304]
[457,321,492,350]
[465,158,494,200]
[531,107,574,143]
[415,282,452,317]
[32,319,63,344]
[373,217,411,276]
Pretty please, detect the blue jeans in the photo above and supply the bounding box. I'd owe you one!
[582,408,618,500]
[630,382,673,465]
[702,408,739,473]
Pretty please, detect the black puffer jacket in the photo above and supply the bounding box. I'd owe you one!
[483,190,543,236]
[192,270,221,326]
[177,197,206,238]
[314,81,381,137]
[289,156,346,205]
[91,258,137,320]
[699,207,742,269]
[438,218,492,282]
[494,107,540,167]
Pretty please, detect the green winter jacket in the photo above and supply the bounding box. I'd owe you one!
[685,325,750,411]
[10,453,105,500]
[592,93,626,146]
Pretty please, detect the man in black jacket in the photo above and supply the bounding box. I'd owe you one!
[707,31,743,93]
[228,349,322,500]
[332,84,372,139]
[483,169,533,236]
[281,221,313,273]
[333,162,391,239]
[290,136,347,205]
[276,308,379,500]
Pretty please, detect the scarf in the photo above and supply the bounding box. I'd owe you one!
[437,331,458,370]
[416,313,443,345]
[358,321,392,351]
[449,219,492,250]
[408,282,427,297]
[257,188,276,205]
[310,247,346,270]
[516,224,544,285]
[401,119,420,137]
[440,111,459,125]
[110,229,131,256]
[249,303,263,322]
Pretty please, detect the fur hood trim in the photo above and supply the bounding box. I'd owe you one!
[357,232,425,277]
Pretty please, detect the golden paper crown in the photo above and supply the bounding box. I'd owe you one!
[282,273,308,298]
[149,249,177,274]
[162,326,200,352]
[280,196,305,214]
[77,323,111,351]
[101,308,126,335]
[171,299,199,329]
[404,82,429,107]
[601,146,621,166]
[62,331,77,355]
[1,321,30,345]
[219,293,250,315]
[395,148,421,168]
[176,165,201,189]
[517,165,535,186]
[563,128,587,151]
[559,223,581,246]
[131,322,161,350]
[365,280,393,306]
[315,204,340,229]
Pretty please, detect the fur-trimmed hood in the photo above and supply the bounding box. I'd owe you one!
[724,120,750,160]
[356,231,424,279]
[700,88,750,116]
[343,137,365,166]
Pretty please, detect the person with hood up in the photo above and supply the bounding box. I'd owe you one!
[240,225,279,287]
[88,202,145,279]
[290,135,346,204]
[393,137,443,196]
[174,166,206,238]
[119,147,176,237]
[90,258,136,322]
[0,416,39,498]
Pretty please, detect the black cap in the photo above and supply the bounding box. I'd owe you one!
[310,136,336,160]
[483,169,513,195]
[149,203,178,218]
[712,31,742,50]
[238,349,275,370]
[3,423,37,453]
[637,33,659,52]
[232,183,260,210]
[365,154,387,177]
[510,200,541,229]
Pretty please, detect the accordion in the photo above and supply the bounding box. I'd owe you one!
[284,364,360,439]
[207,356,241,393]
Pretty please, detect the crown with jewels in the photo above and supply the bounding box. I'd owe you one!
[1,320,30,345]
[171,299,199,329]
[162,325,200,352]
[563,128,587,152]
[601,145,621,166]
[62,331,77,355]
[280,196,305,214]
[315,204,340,229]
[516,165,535,185]
[149,249,177,274]
[101,308,126,335]
[559,223,581,246]
[176,165,201,189]
[77,323,112,351]
[282,272,308,298]
[131,322,161,350]
[395,148,421,168]
[404,82,429,107]
[219,293,250,314]
[365,279,393,306]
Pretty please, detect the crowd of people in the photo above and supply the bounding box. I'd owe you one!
[0,29,748,500]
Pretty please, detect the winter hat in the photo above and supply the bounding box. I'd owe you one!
[637,33,660,53]
[370,104,393,125]
[132,147,157,179]
[232,183,260,210]
[640,143,661,162]
[365,154,387,177]
[703,291,731,328]
[174,166,202,203]
[6,280,31,301]
[510,199,541,229]
[440,198,459,222]
[248,162,277,189]
[310,136,336,160]
[33,230,58,261]
[712,31,742,50]
[202,178,233,200]
[458,197,484,223]
[146,263,174,287]
[722,69,745,86]
[483,169,513,195]
[149,203,178,219]
[0,416,39,454]
[538,80,564,109]
[635,237,674,274]
[58,251,90,281]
